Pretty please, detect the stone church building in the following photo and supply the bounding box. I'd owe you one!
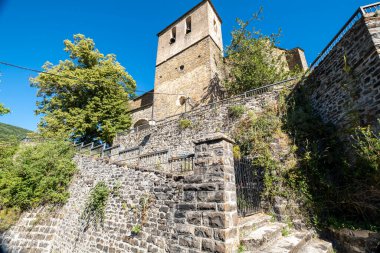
[129,0,307,129]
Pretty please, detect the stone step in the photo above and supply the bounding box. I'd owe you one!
[239,213,273,236]
[240,222,287,250]
[256,231,312,253]
[297,238,334,253]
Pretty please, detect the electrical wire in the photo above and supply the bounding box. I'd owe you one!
[0,61,186,96]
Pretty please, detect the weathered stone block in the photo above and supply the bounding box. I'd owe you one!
[186,212,202,226]
[201,239,215,252]
[203,212,226,229]
[194,227,213,239]
[197,191,224,203]
[197,203,216,211]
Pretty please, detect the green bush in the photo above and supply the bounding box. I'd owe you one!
[224,11,300,95]
[284,84,380,231]
[353,124,380,172]
[179,119,192,129]
[131,224,141,235]
[228,105,245,118]
[81,181,109,229]
[232,87,380,231]
[0,140,76,211]
[0,140,76,231]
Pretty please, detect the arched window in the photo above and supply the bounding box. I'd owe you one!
[134,119,149,131]
[186,16,192,34]
[170,27,177,44]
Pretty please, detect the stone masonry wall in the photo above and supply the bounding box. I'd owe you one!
[1,83,293,253]
[306,14,380,131]
[154,36,218,121]
[114,84,289,164]
[130,105,153,127]
[1,134,239,253]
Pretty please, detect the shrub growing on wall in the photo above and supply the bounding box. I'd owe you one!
[224,10,300,95]
[179,119,192,129]
[0,140,76,231]
[0,140,76,210]
[81,181,110,230]
[232,84,380,231]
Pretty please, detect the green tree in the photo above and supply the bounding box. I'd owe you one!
[31,34,136,144]
[224,11,299,95]
[0,103,10,116]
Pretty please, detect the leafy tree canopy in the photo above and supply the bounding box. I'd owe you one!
[31,34,136,144]
[0,103,10,116]
[224,10,300,95]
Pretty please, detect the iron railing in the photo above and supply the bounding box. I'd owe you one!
[168,155,195,174]
[117,77,297,138]
[102,145,120,158]
[309,2,380,71]
[234,157,264,217]
[90,144,106,157]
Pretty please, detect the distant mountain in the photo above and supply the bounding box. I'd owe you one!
[0,122,32,142]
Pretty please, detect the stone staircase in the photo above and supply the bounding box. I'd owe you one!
[239,213,333,253]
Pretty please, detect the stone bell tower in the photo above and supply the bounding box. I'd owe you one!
[153,0,224,121]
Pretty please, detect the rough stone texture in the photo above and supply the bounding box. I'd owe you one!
[286,48,308,72]
[130,0,302,124]
[305,14,380,131]
[115,84,287,163]
[238,212,333,253]
[154,35,223,121]
[130,104,153,128]
[1,134,240,253]
[156,0,223,66]
[325,228,380,253]
[152,0,224,122]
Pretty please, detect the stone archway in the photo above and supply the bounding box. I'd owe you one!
[134,119,150,131]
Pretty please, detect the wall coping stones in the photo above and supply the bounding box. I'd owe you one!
[193,133,235,145]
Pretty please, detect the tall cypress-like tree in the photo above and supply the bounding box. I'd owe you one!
[31,34,136,144]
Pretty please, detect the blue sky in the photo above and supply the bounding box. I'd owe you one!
[0,0,372,130]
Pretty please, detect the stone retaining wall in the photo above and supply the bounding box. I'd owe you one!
[112,83,289,168]
[306,14,380,131]
[1,134,239,253]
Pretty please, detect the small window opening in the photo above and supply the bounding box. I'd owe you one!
[170,27,177,44]
[213,19,217,33]
[177,96,187,106]
[186,16,192,34]
[180,65,185,71]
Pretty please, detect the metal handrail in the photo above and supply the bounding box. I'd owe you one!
[310,2,380,71]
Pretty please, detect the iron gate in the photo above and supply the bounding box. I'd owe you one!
[234,158,264,217]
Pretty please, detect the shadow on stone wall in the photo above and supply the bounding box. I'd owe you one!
[201,73,225,104]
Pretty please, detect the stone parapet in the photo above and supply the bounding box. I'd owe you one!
[1,134,240,253]
[305,15,380,131]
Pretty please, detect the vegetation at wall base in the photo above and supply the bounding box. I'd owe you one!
[0,139,76,232]
[232,83,380,232]
[285,84,380,231]
[228,105,245,118]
